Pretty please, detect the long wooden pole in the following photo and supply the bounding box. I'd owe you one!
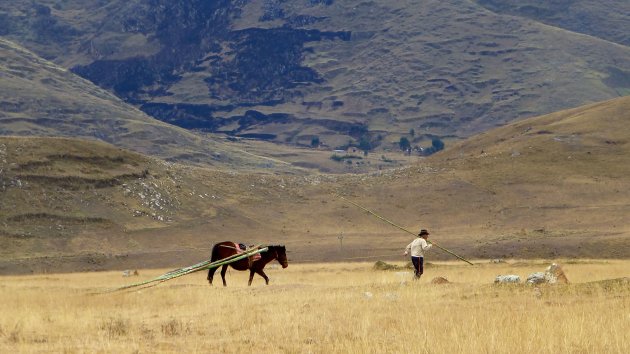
[336,194,474,265]
[108,245,269,292]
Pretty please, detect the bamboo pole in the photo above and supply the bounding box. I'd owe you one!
[108,245,269,292]
[335,194,474,265]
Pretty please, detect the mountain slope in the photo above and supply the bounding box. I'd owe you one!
[345,96,630,258]
[1,0,628,150]
[0,136,302,269]
[2,97,630,273]
[0,37,294,170]
[474,0,630,47]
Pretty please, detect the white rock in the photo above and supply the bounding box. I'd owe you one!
[527,272,546,284]
[494,275,521,284]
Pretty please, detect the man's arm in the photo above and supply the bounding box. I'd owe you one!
[404,242,412,256]
[422,239,432,251]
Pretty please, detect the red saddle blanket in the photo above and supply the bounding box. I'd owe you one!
[235,243,262,262]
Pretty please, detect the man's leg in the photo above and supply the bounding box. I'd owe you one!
[418,257,424,278]
[411,256,420,279]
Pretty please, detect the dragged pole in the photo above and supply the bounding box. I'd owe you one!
[108,245,269,292]
[335,194,474,265]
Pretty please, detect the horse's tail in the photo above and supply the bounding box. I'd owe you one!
[211,243,221,262]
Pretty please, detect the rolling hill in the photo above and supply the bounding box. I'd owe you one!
[1,0,629,151]
[343,95,630,259]
[2,96,629,273]
[0,135,304,273]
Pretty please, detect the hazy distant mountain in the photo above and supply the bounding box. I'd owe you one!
[0,37,296,171]
[1,0,629,151]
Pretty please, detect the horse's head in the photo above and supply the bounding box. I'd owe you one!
[272,245,288,268]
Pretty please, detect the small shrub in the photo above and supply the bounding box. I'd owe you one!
[373,260,403,271]
[7,323,23,344]
[399,137,411,151]
[139,323,155,340]
[161,318,191,337]
[331,154,363,162]
[99,318,129,338]
[381,155,393,162]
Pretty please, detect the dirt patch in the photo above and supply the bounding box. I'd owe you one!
[431,276,450,284]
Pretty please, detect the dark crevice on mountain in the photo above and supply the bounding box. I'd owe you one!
[73,57,180,96]
[205,28,351,104]
[604,67,630,90]
[69,0,350,136]
[140,103,220,130]
[140,102,367,141]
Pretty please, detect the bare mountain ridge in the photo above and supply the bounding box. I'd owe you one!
[474,0,630,47]
[2,96,630,273]
[1,0,629,151]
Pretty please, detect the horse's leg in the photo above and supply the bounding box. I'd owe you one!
[220,265,228,287]
[207,267,217,286]
[248,269,256,286]
[255,269,270,285]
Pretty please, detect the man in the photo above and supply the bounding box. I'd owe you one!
[404,229,432,279]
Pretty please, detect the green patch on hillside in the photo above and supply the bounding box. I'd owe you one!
[604,67,630,94]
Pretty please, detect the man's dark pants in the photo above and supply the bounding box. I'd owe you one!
[411,256,424,279]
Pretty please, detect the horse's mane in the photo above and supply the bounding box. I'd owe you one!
[266,244,285,249]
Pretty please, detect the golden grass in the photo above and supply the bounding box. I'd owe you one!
[0,260,628,353]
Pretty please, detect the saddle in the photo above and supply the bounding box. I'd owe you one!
[235,242,262,265]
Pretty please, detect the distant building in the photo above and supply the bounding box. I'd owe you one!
[347,147,364,155]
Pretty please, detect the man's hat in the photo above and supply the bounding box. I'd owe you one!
[418,229,429,237]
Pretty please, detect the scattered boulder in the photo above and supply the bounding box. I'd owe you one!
[545,263,568,284]
[526,272,546,284]
[527,263,568,284]
[122,269,139,277]
[431,276,450,284]
[525,272,546,284]
[494,275,521,284]
[490,258,506,264]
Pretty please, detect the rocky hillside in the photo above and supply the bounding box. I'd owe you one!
[1,0,629,151]
[2,97,630,273]
[0,136,307,269]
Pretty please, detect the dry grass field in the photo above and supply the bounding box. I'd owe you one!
[0,260,628,353]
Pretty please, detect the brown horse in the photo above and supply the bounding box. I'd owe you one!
[207,241,288,286]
